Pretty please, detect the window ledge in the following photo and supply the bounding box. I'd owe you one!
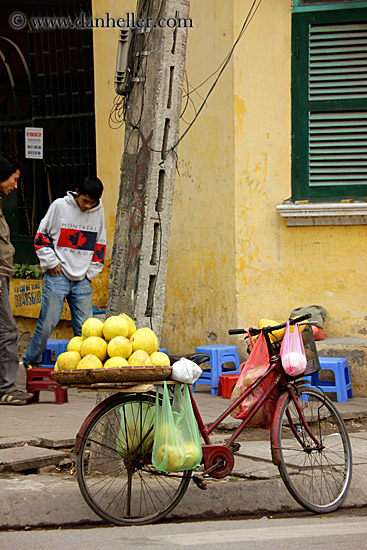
[277,202,367,226]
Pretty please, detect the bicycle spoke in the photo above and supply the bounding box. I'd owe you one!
[277,387,352,513]
[76,394,191,525]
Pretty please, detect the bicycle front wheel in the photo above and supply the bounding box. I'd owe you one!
[277,386,352,513]
[76,393,192,526]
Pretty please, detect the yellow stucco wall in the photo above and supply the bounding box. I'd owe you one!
[232,0,367,340]
[161,1,238,354]
[163,0,367,355]
[88,0,367,359]
[234,0,294,331]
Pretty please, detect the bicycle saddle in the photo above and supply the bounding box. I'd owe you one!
[167,353,210,366]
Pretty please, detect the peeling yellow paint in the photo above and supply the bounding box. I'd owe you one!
[234,95,246,136]
[245,152,250,183]
[262,153,268,182]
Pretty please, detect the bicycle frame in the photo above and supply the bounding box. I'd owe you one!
[188,350,322,468]
[189,363,280,446]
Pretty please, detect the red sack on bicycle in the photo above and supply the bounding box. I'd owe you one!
[230,332,277,428]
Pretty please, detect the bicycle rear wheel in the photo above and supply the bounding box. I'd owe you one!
[76,393,192,525]
[277,386,352,513]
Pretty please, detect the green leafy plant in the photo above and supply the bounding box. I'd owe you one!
[14,263,44,279]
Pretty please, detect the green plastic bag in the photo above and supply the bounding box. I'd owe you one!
[152,382,202,472]
[173,383,203,470]
[116,401,155,458]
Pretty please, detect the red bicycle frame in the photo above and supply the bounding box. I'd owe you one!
[188,352,321,468]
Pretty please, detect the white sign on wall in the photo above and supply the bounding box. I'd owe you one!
[25,127,43,159]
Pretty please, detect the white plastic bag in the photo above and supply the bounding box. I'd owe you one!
[171,358,202,384]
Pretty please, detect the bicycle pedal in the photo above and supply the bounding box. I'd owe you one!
[229,442,241,453]
[192,475,208,490]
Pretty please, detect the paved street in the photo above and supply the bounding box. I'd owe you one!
[1,515,367,550]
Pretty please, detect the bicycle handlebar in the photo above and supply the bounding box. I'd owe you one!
[228,313,312,336]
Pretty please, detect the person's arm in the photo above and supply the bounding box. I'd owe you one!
[86,209,106,281]
[34,202,61,272]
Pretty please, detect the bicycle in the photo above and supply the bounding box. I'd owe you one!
[74,313,352,526]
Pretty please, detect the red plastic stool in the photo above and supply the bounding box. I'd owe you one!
[26,367,68,404]
[217,372,241,399]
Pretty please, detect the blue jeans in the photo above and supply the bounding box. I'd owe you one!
[22,272,92,365]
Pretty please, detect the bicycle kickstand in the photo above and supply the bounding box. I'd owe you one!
[192,458,226,490]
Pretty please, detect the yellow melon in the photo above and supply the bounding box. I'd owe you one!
[142,327,159,352]
[107,336,132,359]
[103,316,129,341]
[67,336,85,353]
[57,351,81,371]
[80,336,107,361]
[104,356,129,368]
[130,328,157,355]
[82,317,104,339]
[128,350,153,366]
[182,441,201,469]
[150,351,170,366]
[77,354,103,369]
[155,444,183,472]
[119,313,136,339]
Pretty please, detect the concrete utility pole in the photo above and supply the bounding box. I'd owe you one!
[107,0,190,341]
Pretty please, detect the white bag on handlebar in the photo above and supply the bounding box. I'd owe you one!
[171,358,202,384]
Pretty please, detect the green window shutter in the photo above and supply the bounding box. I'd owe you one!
[309,111,367,187]
[292,8,367,201]
[309,23,367,101]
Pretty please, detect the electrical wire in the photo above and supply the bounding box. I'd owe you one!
[180,71,200,126]
[110,0,263,133]
[108,95,127,129]
[108,0,263,330]
[168,0,263,155]
[132,0,263,158]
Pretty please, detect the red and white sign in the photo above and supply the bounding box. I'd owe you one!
[25,127,43,159]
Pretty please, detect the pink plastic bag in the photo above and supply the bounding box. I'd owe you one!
[280,322,307,377]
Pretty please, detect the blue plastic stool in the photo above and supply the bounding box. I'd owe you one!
[40,339,69,367]
[304,357,353,403]
[159,348,168,354]
[192,344,240,395]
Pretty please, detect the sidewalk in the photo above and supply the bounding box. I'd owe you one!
[0,374,367,529]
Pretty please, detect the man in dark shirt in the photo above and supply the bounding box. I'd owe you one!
[0,154,33,404]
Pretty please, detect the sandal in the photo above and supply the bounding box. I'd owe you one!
[0,389,34,405]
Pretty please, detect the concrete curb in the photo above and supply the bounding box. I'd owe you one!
[0,469,366,529]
